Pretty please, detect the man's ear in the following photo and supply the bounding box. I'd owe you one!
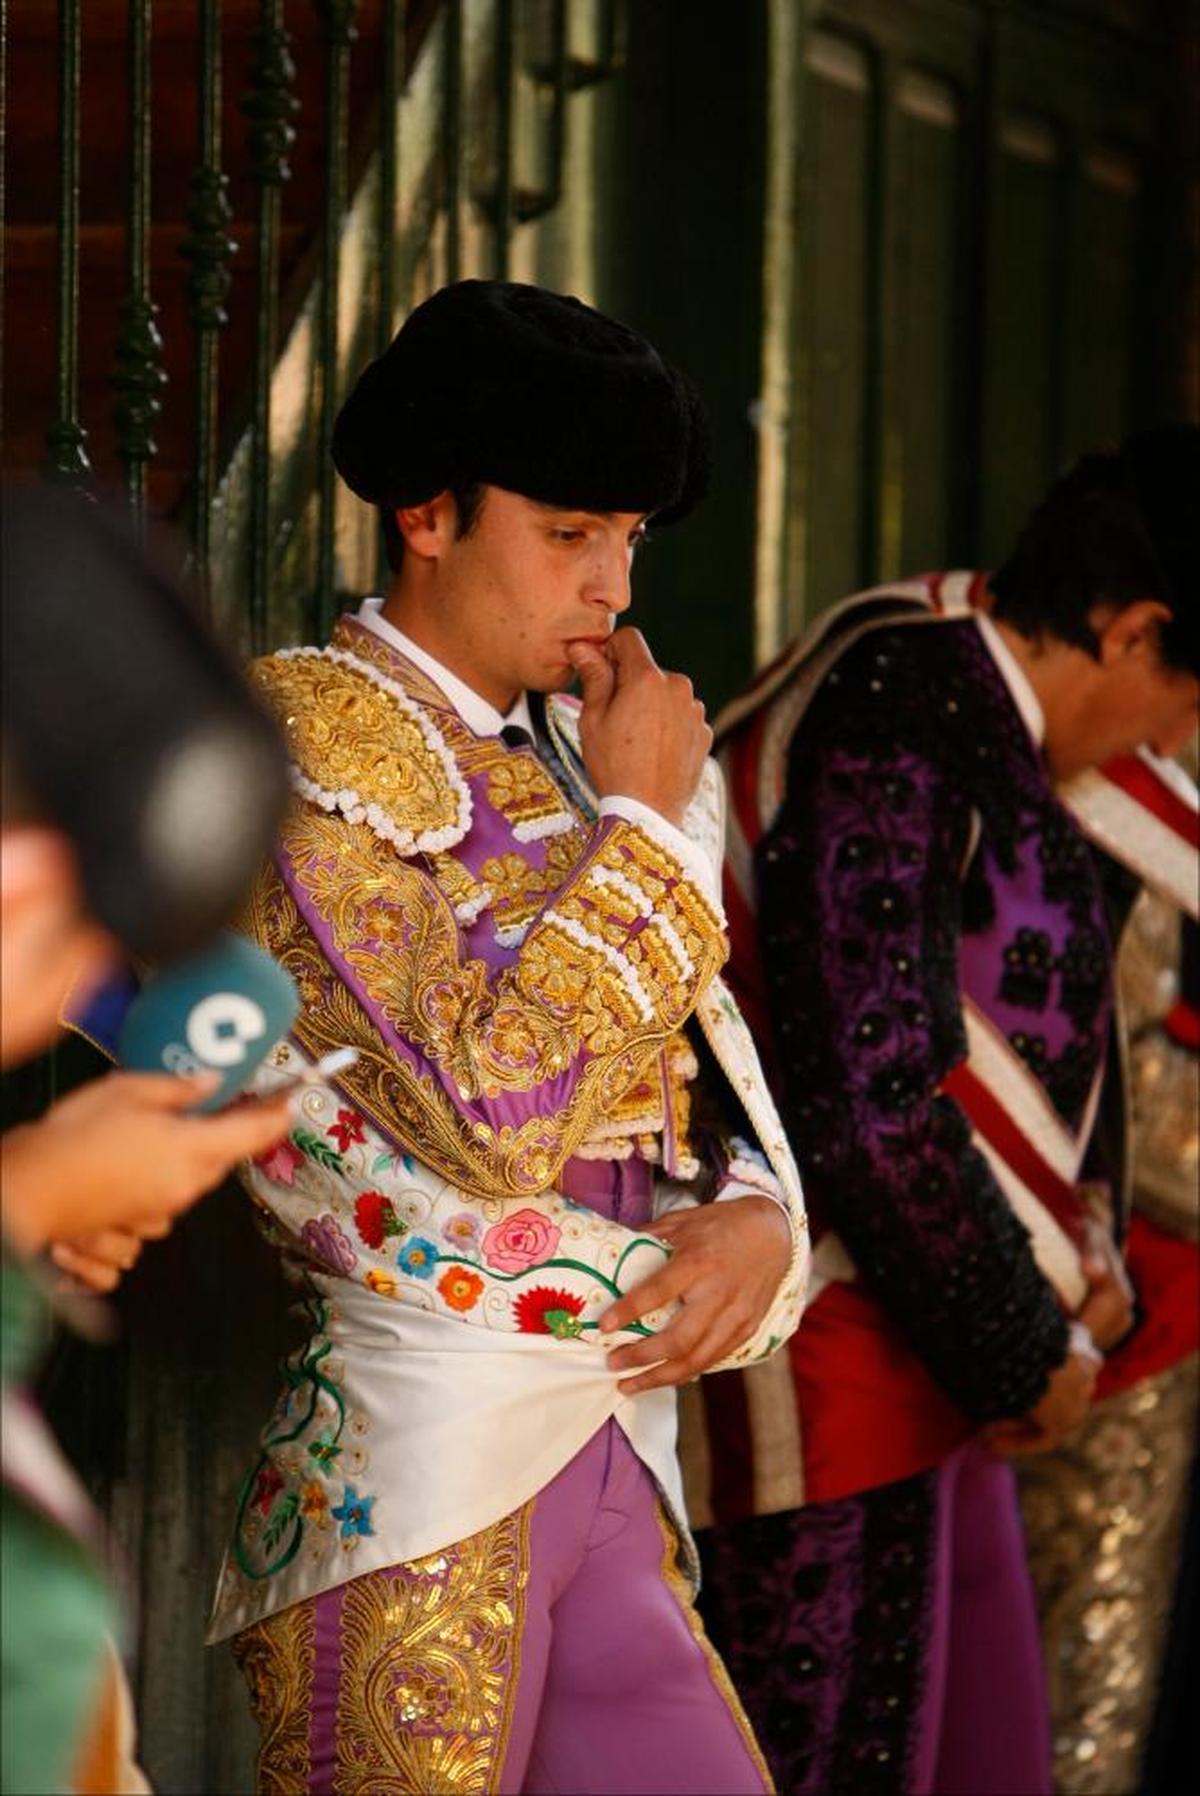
[392,492,459,562]
[1095,598,1173,667]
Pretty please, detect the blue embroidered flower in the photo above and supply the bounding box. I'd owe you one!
[332,1486,376,1540]
[397,1236,439,1279]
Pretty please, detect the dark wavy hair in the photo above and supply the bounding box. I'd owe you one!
[990,426,1198,675]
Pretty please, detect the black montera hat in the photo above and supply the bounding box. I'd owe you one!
[1,485,289,962]
[332,280,711,525]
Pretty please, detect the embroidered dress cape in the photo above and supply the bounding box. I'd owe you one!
[207,608,808,1641]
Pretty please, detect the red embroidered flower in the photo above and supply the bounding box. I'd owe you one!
[513,1286,586,1339]
[252,1461,285,1516]
[327,1107,367,1154]
[353,1190,403,1250]
[253,1137,305,1187]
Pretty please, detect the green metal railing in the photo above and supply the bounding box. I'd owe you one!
[44,0,89,482]
[22,0,628,650]
[243,0,297,651]
[111,0,164,539]
[181,0,236,608]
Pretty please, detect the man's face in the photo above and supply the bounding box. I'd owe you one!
[393,486,647,710]
[1046,607,1200,779]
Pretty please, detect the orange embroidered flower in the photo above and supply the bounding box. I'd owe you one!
[299,1480,330,1525]
[437,1265,484,1313]
[365,1268,398,1298]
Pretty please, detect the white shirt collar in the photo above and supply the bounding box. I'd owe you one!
[975,612,1045,749]
[356,597,534,740]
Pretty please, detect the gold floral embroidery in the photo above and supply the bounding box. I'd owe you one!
[249,650,468,854]
[330,617,524,782]
[431,854,493,927]
[653,1505,776,1793]
[485,755,576,843]
[333,1507,531,1794]
[577,1032,699,1166]
[232,1597,317,1795]
[476,827,590,942]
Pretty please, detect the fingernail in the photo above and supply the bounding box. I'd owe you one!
[287,1092,306,1121]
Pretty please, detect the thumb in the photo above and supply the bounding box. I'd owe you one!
[567,640,616,711]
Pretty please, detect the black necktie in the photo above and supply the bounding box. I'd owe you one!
[499,723,532,751]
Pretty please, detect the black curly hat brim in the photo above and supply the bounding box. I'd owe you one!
[332,280,711,526]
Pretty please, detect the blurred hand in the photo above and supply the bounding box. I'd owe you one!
[600,1193,792,1395]
[49,1226,160,1295]
[568,628,712,827]
[981,1348,1099,1458]
[1,1070,292,1265]
[1076,1216,1135,1352]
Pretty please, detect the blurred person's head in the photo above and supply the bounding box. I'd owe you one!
[331,280,710,709]
[990,426,1199,778]
[1,486,289,1066]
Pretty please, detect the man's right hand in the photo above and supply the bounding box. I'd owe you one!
[981,1348,1099,1458]
[567,628,712,827]
[1,1070,293,1265]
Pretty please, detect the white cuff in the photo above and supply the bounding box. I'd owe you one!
[716,1178,790,1217]
[598,796,724,913]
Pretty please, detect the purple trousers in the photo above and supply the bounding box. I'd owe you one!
[233,1158,770,1794]
[234,1422,770,1795]
[697,1441,1053,1796]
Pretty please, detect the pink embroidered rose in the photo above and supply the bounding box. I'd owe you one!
[481,1208,561,1273]
[254,1136,305,1187]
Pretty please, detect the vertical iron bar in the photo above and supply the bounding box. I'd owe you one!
[242,0,297,650]
[375,0,404,591]
[516,0,566,224]
[314,1,359,640]
[860,49,888,588]
[493,0,515,277]
[443,0,463,282]
[45,0,89,481]
[112,0,165,538]
[181,0,236,610]
[377,0,403,354]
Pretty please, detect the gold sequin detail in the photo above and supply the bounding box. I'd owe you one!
[333,1508,531,1794]
[1018,1357,1198,1795]
[232,1597,317,1795]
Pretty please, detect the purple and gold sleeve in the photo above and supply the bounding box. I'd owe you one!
[250,809,729,1201]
